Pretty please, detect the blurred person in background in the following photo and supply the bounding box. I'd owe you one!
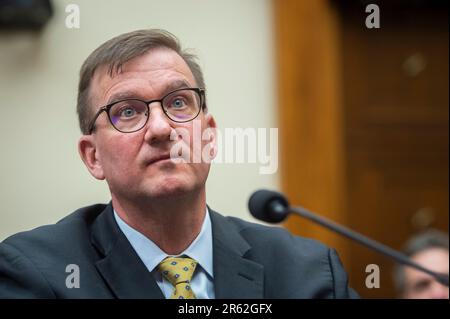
[393,229,449,299]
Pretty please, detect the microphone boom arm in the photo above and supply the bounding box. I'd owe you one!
[288,204,449,287]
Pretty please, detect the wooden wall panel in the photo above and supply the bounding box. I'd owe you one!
[275,0,448,298]
[274,0,349,264]
[340,3,449,298]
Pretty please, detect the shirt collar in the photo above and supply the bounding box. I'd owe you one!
[113,208,214,278]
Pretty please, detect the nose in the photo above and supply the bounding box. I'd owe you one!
[143,102,174,145]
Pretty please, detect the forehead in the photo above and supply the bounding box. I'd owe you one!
[406,248,449,279]
[411,248,449,270]
[90,47,196,105]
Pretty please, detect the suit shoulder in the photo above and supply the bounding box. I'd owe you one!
[218,214,357,298]
[0,204,110,298]
[2,204,107,251]
[224,215,329,255]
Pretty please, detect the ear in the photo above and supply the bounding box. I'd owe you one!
[78,135,105,180]
[204,113,218,160]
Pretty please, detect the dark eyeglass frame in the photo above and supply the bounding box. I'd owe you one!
[87,87,206,134]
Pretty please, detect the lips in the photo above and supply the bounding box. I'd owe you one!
[147,153,172,165]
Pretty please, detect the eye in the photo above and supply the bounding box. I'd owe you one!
[110,101,146,119]
[109,100,148,124]
[413,279,432,292]
[121,107,136,118]
[170,97,187,109]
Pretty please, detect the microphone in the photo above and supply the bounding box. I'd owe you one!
[248,189,449,287]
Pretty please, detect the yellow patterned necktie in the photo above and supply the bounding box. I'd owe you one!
[158,257,198,299]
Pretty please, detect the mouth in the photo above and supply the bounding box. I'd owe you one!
[147,154,172,165]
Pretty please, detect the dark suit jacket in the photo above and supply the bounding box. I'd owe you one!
[0,204,358,298]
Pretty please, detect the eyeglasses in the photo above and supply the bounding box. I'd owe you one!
[88,87,205,134]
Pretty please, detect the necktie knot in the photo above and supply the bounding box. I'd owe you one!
[158,257,197,299]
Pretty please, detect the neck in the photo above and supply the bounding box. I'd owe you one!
[112,189,207,255]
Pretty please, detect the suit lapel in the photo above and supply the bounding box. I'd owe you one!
[89,204,264,299]
[90,204,164,299]
[209,210,265,299]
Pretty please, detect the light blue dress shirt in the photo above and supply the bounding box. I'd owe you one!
[114,209,215,299]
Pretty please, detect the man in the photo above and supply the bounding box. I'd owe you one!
[393,229,449,299]
[0,29,357,299]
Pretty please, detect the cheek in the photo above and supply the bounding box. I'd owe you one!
[98,135,141,171]
[182,119,214,154]
[174,124,212,175]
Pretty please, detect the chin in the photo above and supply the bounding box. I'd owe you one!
[146,177,198,199]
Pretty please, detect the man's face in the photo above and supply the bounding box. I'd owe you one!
[78,48,216,202]
[403,248,449,299]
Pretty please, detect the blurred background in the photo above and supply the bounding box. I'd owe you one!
[0,0,448,298]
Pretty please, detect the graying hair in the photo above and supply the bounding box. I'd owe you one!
[393,229,449,295]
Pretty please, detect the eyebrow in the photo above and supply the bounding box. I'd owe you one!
[106,79,192,105]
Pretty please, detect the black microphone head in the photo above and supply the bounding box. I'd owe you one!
[248,189,290,223]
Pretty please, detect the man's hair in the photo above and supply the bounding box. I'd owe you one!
[77,29,206,134]
[393,229,449,295]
